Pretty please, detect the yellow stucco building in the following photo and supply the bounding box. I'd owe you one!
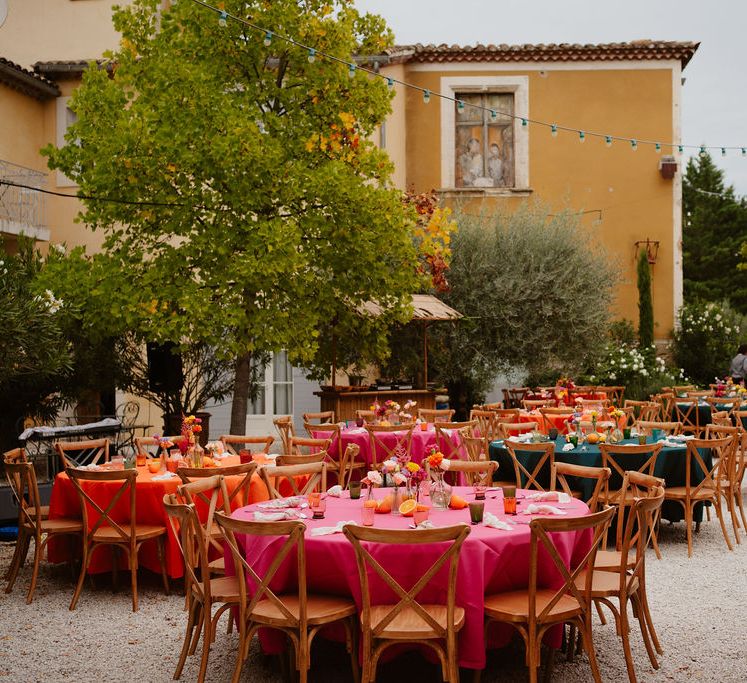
[0,0,698,431]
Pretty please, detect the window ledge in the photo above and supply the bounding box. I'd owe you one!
[438,187,533,198]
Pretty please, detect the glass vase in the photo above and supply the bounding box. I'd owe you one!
[391,485,403,515]
[430,471,452,509]
[610,427,623,444]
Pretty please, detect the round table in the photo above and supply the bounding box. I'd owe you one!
[47,455,271,578]
[228,487,591,670]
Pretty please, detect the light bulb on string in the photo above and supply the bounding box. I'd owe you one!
[722,148,727,157]
[631,139,638,151]
[521,118,527,128]
[655,143,661,154]
[490,110,497,122]
[263,31,272,46]
[456,100,465,113]
[348,63,356,79]
[423,89,430,104]
[218,11,227,27]
[742,148,746,157]
[699,145,706,156]
[386,77,394,89]
[551,124,558,138]
[579,131,585,143]
[678,145,684,154]
[605,136,612,148]
[307,48,316,63]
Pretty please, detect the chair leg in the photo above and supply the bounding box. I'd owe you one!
[344,617,360,683]
[725,490,741,543]
[157,536,170,595]
[542,647,556,683]
[197,600,213,683]
[174,600,199,680]
[637,581,663,656]
[632,593,659,670]
[618,600,638,683]
[579,617,603,683]
[70,541,91,610]
[595,600,607,625]
[5,530,28,593]
[111,546,119,593]
[685,505,694,557]
[130,549,139,612]
[713,498,734,552]
[25,534,44,604]
[650,522,663,560]
[735,487,747,530]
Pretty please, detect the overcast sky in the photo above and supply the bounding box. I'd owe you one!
[356,0,747,194]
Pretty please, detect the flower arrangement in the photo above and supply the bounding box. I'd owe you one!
[181,414,202,444]
[369,399,417,424]
[425,449,451,471]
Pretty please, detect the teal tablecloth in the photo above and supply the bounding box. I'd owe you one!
[489,437,710,523]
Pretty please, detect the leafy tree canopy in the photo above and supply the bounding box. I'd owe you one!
[683,152,747,311]
[43,0,427,378]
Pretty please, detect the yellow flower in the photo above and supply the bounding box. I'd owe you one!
[405,461,420,473]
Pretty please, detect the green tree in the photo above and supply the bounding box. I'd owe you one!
[637,248,654,352]
[683,152,747,311]
[386,205,619,417]
[43,0,421,433]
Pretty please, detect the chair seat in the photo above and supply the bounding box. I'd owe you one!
[366,604,466,640]
[208,556,225,574]
[252,594,356,627]
[484,589,581,623]
[92,524,167,541]
[599,490,644,505]
[594,549,637,571]
[25,517,82,533]
[574,570,638,598]
[664,486,717,500]
[39,505,50,520]
[195,575,240,602]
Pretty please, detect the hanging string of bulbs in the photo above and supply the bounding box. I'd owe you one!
[188,0,739,157]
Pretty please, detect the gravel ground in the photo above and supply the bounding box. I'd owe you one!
[1,497,746,683]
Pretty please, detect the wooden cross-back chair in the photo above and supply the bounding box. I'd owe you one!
[134,435,181,459]
[365,424,415,467]
[522,399,553,411]
[487,408,520,423]
[55,438,109,470]
[673,385,696,394]
[356,409,377,422]
[651,393,675,420]
[218,514,358,683]
[426,457,498,487]
[574,485,665,682]
[273,416,296,455]
[417,408,455,423]
[705,396,741,417]
[260,462,327,499]
[599,443,663,509]
[550,462,611,512]
[539,407,574,434]
[66,467,169,611]
[672,398,704,436]
[469,409,501,442]
[3,447,49,522]
[302,411,335,425]
[635,421,683,436]
[708,410,732,427]
[177,462,259,510]
[301,423,351,485]
[596,385,625,406]
[503,387,531,409]
[343,524,470,683]
[686,390,714,398]
[504,440,555,491]
[624,400,660,423]
[478,506,615,683]
[481,401,504,411]
[434,420,476,454]
[703,424,743,542]
[497,421,537,440]
[218,435,274,456]
[163,494,240,683]
[4,461,82,604]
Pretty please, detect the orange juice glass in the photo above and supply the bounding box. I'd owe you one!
[166,458,179,474]
[147,459,161,474]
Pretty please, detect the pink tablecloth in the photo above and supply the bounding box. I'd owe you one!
[229,487,591,669]
[319,425,464,470]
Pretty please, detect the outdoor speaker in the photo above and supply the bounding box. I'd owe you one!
[146,342,184,393]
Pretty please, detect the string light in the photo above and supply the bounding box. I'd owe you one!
[189,0,747,157]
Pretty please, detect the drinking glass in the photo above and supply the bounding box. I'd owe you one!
[349,481,362,500]
[569,435,578,447]
[413,506,429,526]
[311,497,326,520]
[502,486,517,515]
[548,427,559,441]
[469,501,485,524]
[638,434,648,445]
[362,504,376,526]
[623,428,631,440]
[473,483,487,500]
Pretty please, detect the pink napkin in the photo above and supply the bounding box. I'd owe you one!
[527,491,571,503]
[524,503,567,516]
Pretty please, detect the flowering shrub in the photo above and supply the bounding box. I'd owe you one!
[673,301,743,386]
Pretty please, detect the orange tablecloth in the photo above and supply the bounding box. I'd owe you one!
[47,456,271,578]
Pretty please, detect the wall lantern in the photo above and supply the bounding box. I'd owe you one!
[634,239,660,265]
[659,155,677,180]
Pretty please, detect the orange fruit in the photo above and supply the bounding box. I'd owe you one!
[375,495,393,514]
[202,456,215,467]
[586,433,600,445]
[399,499,418,517]
[416,504,430,512]
[363,499,379,509]
[448,494,468,510]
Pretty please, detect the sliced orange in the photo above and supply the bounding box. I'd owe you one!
[415,504,430,512]
[448,494,468,510]
[363,499,379,509]
[399,498,418,517]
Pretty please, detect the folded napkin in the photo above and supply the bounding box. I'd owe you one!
[309,520,357,536]
[561,443,575,452]
[326,485,343,497]
[527,491,571,503]
[524,503,566,516]
[151,472,178,481]
[483,512,513,531]
[253,510,307,521]
[257,496,306,510]
[415,520,436,529]
[75,464,102,471]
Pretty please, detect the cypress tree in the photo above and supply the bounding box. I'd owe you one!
[637,249,654,352]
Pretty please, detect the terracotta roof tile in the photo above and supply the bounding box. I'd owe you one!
[387,40,699,68]
[0,56,60,100]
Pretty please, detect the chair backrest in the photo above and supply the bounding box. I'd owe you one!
[486,408,520,423]
[163,494,214,605]
[522,399,552,411]
[463,435,488,462]
[599,443,663,494]
[289,436,332,459]
[260,462,327,498]
[505,441,555,491]
[673,385,696,394]
[527,507,615,625]
[616,483,665,586]
[709,411,733,427]
[469,410,502,443]
[66,467,137,546]
[596,385,625,406]
[355,409,377,422]
[625,400,660,422]
[503,387,531,409]
[497,421,537,439]
[273,416,296,454]
[417,408,456,423]
[705,397,741,417]
[365,424,415,467]
[4,460,43,529]
[550,462,611,512]
[302,423,342,463]
[3,447,26,464]
[343,524,470,642]
[481,402,504,411]
[176,474,231,557]
[636,421,682,436]
[218,434,274,456]
[302,411,335,425]
[434,421,477,462]
[116,400,140,426]
[684,436,735,497]
[432,458,497,486]
[275,452,327,466]
[686,390,713,398]
[177,461,258,509]
[134,435,181,459]
[216,514,307,629]
[673,398,702,434]
[55,438,110,470]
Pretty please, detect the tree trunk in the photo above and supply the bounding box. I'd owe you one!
[230,352,253,435]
